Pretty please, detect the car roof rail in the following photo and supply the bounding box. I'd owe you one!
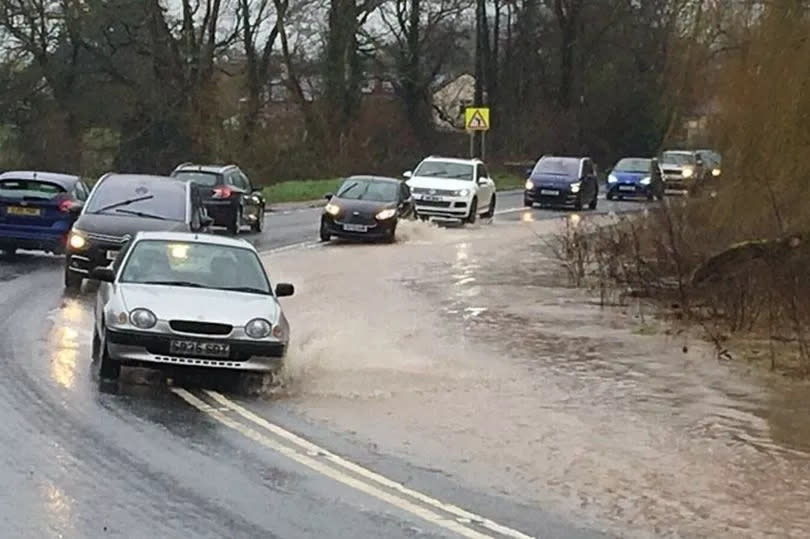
[173,161,194,172]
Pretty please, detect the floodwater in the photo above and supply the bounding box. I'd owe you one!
[265,217,810,539]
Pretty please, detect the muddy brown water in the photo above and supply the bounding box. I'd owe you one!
[266,217,810,539]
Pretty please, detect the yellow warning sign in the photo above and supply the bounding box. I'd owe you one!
[464,107,490,131]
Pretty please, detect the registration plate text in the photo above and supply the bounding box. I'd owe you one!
[343,223,368,232]
[421,195,444,202]
[540,189,559,196]
[6,206,41,216]
[619,185,636,192]
[170,340,230,358]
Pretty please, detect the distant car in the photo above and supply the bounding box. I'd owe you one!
[320,176,416,243]
[170,163,266,234]
[694,149,722,178]
[403,156,496,223]
[606,157,664,201]
[64,173,211,291]
[90,231,295,381]
[524,156,599,210]
[0,171,89,255]
[659,150,708,191]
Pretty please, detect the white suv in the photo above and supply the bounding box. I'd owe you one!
[403,157,496,223]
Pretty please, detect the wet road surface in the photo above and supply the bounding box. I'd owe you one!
[0,193,643,539]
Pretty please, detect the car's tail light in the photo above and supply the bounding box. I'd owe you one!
[212,186,233,199]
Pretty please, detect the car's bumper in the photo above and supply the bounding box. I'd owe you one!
[0,227,68,253]
[106,328,285,373]
[412,195,471,219]
[322,214,395,240]
[66,241,126,276]
[524,187,579,206]
[607,183,653,197]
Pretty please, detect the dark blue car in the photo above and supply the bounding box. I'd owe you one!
[606,157,664,201]
[524,156,599,210]
[0,171,89,255]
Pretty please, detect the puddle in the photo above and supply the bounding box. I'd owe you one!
[263,218,810,538]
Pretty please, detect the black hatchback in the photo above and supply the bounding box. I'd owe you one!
[64,173,211,291]
[320,176,416,243]
[170,163,266,234]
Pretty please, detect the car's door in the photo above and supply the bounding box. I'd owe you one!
[239,169,263,213]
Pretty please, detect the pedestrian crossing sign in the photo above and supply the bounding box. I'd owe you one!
[464,107,490,131]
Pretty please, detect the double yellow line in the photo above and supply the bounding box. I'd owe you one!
[172,388,535,539]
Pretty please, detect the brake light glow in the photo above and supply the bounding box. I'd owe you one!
[212,186,233,199]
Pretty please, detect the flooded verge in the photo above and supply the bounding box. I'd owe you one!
[264,216,810,538]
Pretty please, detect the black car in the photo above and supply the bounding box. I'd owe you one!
[320,176,416,243]
[0,171,89,255]
[524,156,599,210]
[64,173,211,291]
[170,163,266,234]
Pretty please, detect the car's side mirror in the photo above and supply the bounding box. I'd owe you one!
[67,202,84,215]
[324,193,333,200]
[525,168,533,176]
[275,283,294,297]
[90,267,115,282]
[403,171,412,179]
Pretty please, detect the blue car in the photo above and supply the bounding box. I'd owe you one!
[524,156,599,210]
[0,171,89,255]
[606,157,664,201]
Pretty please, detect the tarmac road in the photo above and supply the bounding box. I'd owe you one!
[0,190,641,539]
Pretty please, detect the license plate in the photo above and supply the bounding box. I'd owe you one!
[421,195,444,202]
[106,250,118,261]
[619,185,636,192]
[540,189,559,196]
[170,339,230,358]
[343,223,368,232]
[6,206,41,216]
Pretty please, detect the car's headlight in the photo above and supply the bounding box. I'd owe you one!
[570,182,581,193]
[375,208,397,220]
[712,168,721,177]
[640,176,651,185]
[325,203,340,216]
[69,229,86,249]
[453,189,471,197]
[245,318,272,339]
[682,167,694,178]
[525,179,534,190]
[129,308,157,329]
[608,174,618,184]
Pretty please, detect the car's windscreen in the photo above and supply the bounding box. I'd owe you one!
[336,179,399,202]
[120,240,271,294]
[0,180,66,200]
[613,159,651,173]
[413,161,474,181]
[85,179,186,221]
[660,153,695,166]
[532,158,580,176]
[172,171,221,187]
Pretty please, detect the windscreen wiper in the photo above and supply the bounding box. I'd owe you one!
[141,280,205,288]
[92,194,154,214]
[218,286,270,295]
[114,208,172,220]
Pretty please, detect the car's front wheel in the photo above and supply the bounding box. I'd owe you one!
[97,328,121,380]
[466,197,478,224]
[319,220,331,242]
[64,260,82,292]
[524,197,533,207]
[588,193,598,210]
[483,194,496,218]
[251,206,265,233]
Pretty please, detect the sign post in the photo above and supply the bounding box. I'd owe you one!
[464,107,490,158]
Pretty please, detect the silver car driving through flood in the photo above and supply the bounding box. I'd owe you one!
[90,231,294,381]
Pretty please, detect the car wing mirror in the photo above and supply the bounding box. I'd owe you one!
[275,283,294,297]
[68,202,84,215]
[525,167,533,176]
[90,267,115,282]
[403,171,412,179]
[324,193,333,200]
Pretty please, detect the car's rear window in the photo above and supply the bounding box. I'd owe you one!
[0,180,66,200]
[172,171,221,187]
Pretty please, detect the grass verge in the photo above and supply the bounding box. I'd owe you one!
[263,173,527,204]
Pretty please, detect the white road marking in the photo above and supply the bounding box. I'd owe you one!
[204,390,535,539]
[172,388,495,539]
